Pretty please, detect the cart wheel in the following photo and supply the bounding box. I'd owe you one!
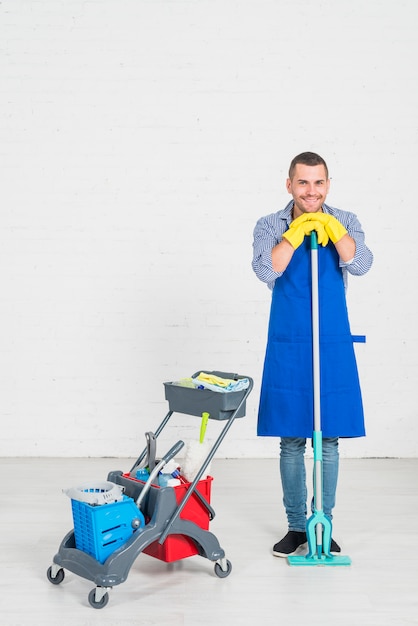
[214,559,232,578]
[46,566,65,585]
[88,587,109,609]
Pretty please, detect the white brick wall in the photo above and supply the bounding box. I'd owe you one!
[1,0,417,457]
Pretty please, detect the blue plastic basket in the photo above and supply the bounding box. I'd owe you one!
[71,496,141,564]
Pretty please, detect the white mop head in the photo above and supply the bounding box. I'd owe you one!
[181,440,212,483]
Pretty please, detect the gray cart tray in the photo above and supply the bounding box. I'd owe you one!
[164,371,247,420]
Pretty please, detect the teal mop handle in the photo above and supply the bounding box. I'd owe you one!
[311,231,323,547]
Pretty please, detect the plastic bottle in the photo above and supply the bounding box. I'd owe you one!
[135,468,150,482]
[158,473,181,488]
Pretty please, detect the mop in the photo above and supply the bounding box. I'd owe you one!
[181,412,211,482]
[288,232,351,567]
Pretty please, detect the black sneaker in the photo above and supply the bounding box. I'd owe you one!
[330,538,341,553]
[310,537,342,554]
[273,531,307,557]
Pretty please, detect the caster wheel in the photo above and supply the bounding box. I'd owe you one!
[214,559,232,578]
[47,566,65,585]
[88,587,109,609]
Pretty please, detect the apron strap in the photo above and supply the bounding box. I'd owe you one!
[351,335,366,343]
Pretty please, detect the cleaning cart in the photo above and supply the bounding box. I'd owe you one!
[47,370,253,609]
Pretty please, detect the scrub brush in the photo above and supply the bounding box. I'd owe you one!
[181,412,211,482]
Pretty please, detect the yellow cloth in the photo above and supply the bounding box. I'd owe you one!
[196,372,236,388]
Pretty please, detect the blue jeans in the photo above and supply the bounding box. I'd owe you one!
[279,437,339,532]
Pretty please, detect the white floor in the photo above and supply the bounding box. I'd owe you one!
[1,457,417,625]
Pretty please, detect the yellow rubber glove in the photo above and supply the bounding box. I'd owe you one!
[299,212,348,244]
[282,217,329,249]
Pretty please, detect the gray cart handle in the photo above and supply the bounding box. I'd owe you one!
[136,440,184,508]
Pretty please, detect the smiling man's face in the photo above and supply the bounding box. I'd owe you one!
[286,163,330,218]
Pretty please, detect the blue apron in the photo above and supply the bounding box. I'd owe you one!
[257,236,365,439]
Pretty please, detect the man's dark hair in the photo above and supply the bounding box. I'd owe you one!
[288,152,329,180]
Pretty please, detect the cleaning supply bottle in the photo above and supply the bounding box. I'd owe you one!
[158,473,181,487]
[135,468,150,482]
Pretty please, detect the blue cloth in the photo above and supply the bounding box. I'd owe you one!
[257,235,365,439]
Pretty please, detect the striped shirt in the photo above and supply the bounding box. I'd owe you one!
[252,201,373,290]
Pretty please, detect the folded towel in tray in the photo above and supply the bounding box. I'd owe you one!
[193,372,249,393]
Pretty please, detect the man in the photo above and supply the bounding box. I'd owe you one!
[252,152,373,557]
